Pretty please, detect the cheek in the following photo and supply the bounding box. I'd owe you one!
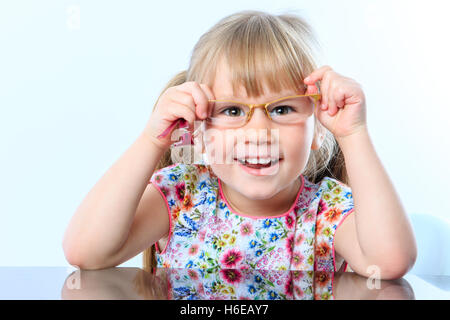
[282,122,315,162]
[203,128,236,165]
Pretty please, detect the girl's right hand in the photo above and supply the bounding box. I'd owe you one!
[142,81,215,151]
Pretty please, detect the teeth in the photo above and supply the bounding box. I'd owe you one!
[237,158,279,165]
[257,158,271,164]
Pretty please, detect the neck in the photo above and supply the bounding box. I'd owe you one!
[220,177,302,217]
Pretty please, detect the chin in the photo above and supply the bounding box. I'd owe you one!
[224,179,280,201]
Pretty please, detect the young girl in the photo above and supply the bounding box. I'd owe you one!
[63,10,417,280]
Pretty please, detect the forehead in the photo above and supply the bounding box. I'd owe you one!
[210,57,303,102]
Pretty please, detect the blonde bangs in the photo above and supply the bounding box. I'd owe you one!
[187,11,320,98]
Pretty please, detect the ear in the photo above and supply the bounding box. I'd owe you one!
[311,124,325,151]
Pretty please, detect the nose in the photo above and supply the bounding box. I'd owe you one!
[241,106,276,145]
[245,105,271,128]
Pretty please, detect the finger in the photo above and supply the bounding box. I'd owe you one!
[303,65,333,85]
[305,82,318,95]
[168,100,197,127]
[335,87,346,110]
[170,89,196,113]
[319,73,331,110]
[327,81,338,116]
[178,81,210,120]
[198,83,216,118]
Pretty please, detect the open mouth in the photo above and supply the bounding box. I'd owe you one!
[234,157,282,169]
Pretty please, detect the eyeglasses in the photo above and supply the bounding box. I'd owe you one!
[206,92,321,129]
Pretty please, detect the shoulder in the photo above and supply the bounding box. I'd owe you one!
[151,164,212,185]
[312,176,354,227]
[150,163,215,203]
[315,177,353,208]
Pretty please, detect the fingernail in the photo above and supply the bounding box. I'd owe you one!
[304,76,310,82]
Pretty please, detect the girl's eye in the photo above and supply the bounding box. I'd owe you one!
[222,106,245,117]
[270,105,294,116]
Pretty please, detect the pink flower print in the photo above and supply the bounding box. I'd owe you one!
[291,270,304,280]
[294,285,304,299]
[303,209,315,223]
[286,234,294,255]
[174,182,185,201]
[188,244,199,256]
[159,186,170,197]
[197,283,205,295]
[187,269,198,280]
[284,277,293,297]
[295,233,305,246]
[285,215,295,229]
[220,269,243,284]
[317,199,327,215]
[220,249,243,268]
[198,230,206,242]
[291,251,305,269]
[240,222,254,236]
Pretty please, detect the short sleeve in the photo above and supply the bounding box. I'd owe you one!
[149,163,188,210]
[314,177,355,272]
[149,163,188,253]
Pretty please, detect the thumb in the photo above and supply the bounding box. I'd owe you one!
[305,81,319,95]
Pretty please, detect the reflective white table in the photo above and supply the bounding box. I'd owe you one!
[0,267,449,300]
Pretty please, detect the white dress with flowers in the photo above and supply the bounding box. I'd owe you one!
[149,163,354,273]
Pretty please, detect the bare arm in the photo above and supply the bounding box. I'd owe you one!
[62,132,169,270]
[62,81,215,270]
[334,128,417,279]
[303,66,417,280]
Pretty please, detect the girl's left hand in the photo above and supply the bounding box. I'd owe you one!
[303,66,367,139]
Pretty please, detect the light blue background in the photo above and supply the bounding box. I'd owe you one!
[1,0,449,271]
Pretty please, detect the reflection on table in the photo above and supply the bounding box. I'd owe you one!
[61,267,415,300]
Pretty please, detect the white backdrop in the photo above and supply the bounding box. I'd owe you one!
[1,0,449,270]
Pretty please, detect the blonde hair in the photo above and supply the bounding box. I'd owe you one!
[143,10,348,271]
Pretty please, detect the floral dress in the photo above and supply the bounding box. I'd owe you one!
[162,268,335,300]
[149,163,354,274]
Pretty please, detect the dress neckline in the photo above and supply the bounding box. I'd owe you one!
[217,175,305,220]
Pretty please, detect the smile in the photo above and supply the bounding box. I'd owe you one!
[233,156,283,176]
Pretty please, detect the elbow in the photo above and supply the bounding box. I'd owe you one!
[62,240,86,269]
[378,250,417,280]
[62,239,113,271]
[372,237,418,280]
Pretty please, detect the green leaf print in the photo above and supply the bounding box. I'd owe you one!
[267,246,276,253]
[191,209,202,220]
[327,180,337,190]
[266,280,275,287]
